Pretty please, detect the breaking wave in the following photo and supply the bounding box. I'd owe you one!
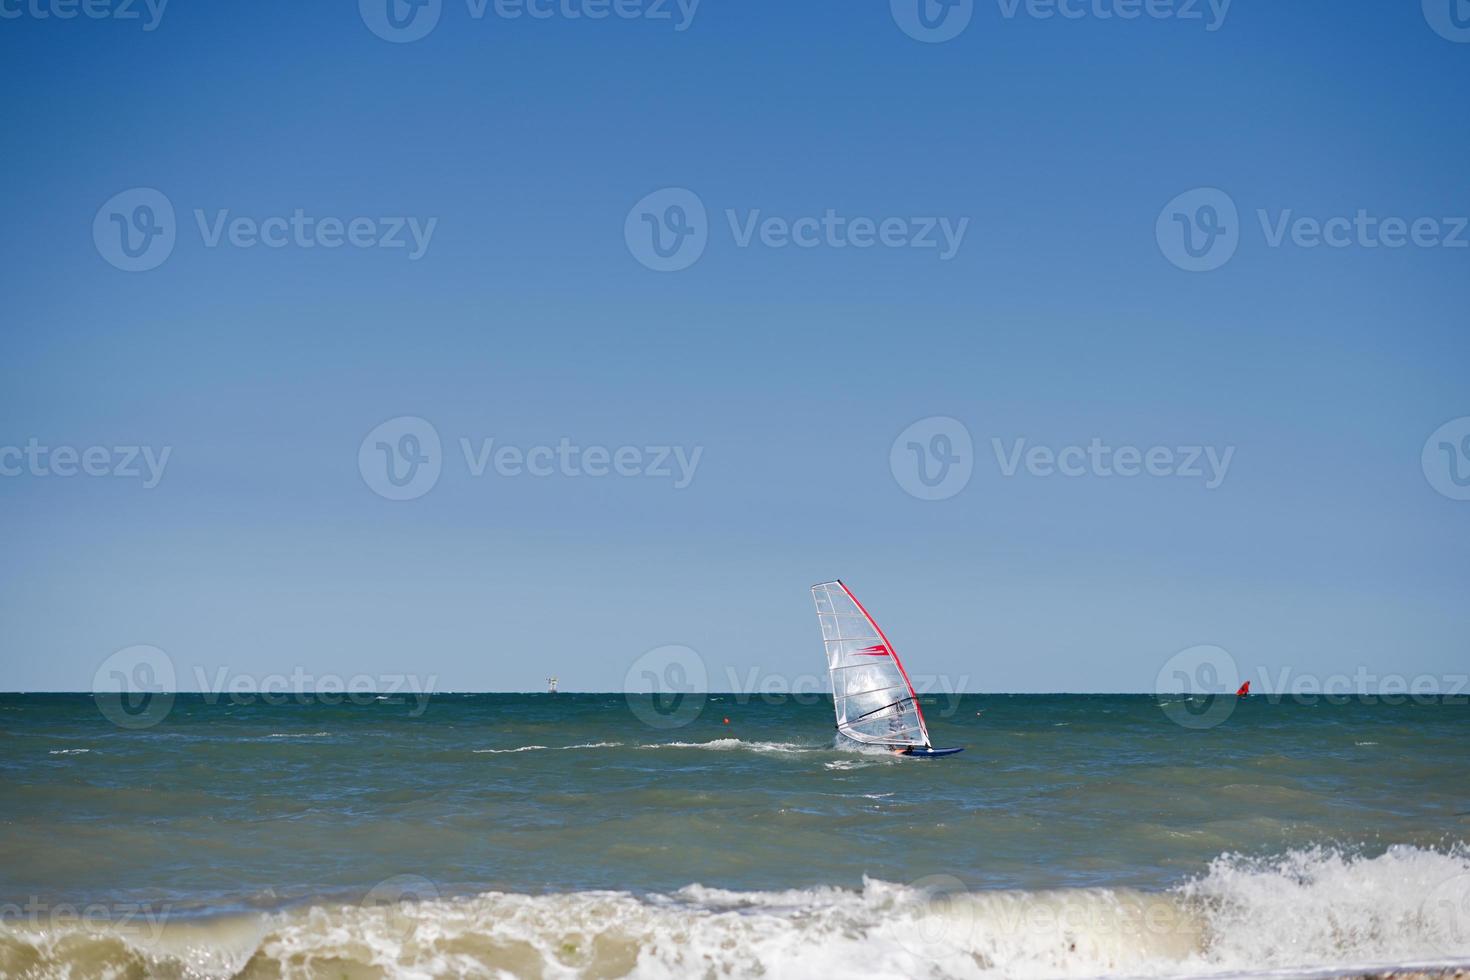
[2,846,1468,979]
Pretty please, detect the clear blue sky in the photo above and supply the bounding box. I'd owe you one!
[1,0,1466,693]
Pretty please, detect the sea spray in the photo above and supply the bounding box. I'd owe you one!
[4,847,1469,979]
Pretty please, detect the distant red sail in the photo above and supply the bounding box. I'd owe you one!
[1236,681,1251,697]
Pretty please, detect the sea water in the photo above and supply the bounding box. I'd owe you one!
[1,692,1467,978]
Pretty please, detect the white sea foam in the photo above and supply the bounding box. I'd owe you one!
[47,748,90,755]
[638,738,817,754]
[2,846,1467,979]
[473,742,623,754]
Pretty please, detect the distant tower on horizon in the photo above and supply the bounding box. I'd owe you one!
[547,676,558,694]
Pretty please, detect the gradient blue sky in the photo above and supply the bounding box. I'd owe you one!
[1,0,1466,693]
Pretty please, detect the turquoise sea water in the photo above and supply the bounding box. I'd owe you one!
[2,692,1468,978]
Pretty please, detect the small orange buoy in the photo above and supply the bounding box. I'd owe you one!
[723,717,730,724]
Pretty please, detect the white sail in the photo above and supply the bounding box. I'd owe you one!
[811,581,931,749]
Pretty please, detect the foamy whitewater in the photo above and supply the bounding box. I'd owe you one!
[2,693,1467,978]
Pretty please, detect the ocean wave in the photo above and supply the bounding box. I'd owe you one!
[46,748,90,755]
[2,846,1468,979]
[638,738,818,754]
[472,742,623,754]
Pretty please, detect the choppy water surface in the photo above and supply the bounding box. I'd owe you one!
[1,693,1467,978]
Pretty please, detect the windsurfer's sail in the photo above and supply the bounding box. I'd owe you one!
[811,580,932,750]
